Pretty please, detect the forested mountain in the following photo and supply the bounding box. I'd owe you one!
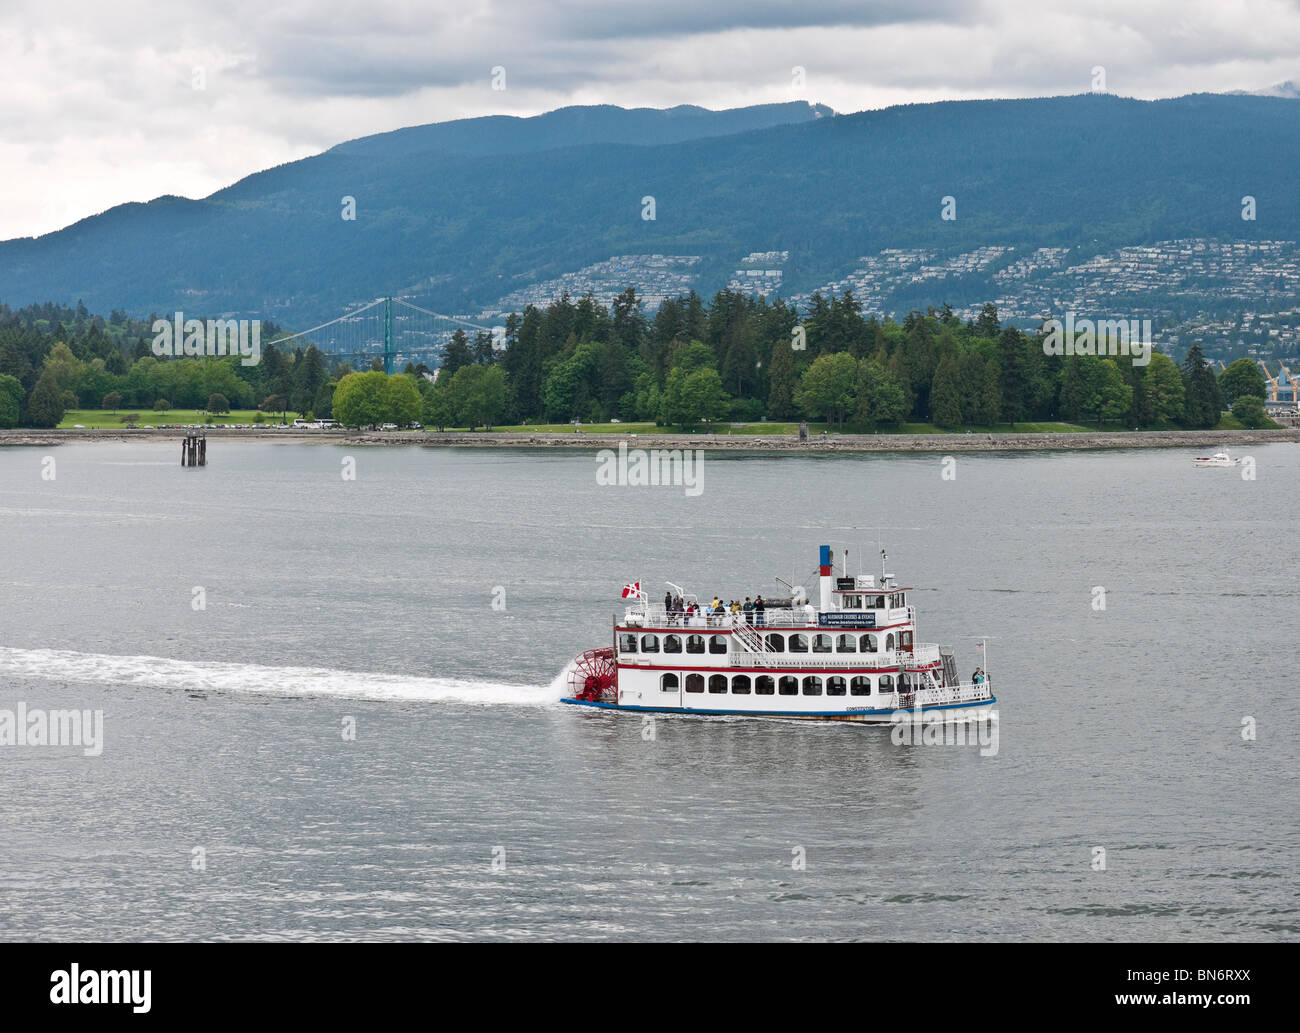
[1,93,1297,330]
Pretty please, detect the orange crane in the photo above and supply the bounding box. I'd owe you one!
[1278,361,1300,406]
[1257,359,1280,402]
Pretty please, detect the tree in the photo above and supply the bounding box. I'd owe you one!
[421,386,454,430]
[206,393,231,415]
[313,382,335,419]
[448,365,507,429]
[154,398,171,411]
[929,356,963,429]
[853,360,907,429]
[976,358,1002,426]
[1079,358,1133,427]
[1231,394,1271,429]
[27,369,66,428]
[660,366,727,429]
[1142,352,1185,425]
[0,374,22,429]
[767,338,796,419]
[331,372,387,428]
[1181,343,1221,429]
[997,327,1029,426]
[260,393,289,422]
[384,375,422,427]
[1057,356,1082,421]
[1219,358,1267,405]
[794,352,858,428]
[441,330,473,379]
[975,303,1001,339]
[102,391,123,412]
[292,345,328,416]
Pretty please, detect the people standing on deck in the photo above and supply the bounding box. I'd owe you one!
[743,597,754,624]
[755,595,766,626]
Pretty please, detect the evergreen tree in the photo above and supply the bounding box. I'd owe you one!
[1180,343,1221,428]
[767,338,796,418]
[441,329,473,380]
[977,358,1002,426]
[929,356,963,429]
[27,369,66,428]
[997,326,1029,426]
[975,303,1001,339]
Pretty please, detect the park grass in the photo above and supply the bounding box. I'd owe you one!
[59,409,279,429]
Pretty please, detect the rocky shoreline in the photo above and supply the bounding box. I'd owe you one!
[3,426,1297,451]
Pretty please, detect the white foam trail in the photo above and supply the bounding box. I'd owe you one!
[0,647,565,707]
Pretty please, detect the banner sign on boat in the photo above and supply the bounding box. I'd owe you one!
[818,612,875,627]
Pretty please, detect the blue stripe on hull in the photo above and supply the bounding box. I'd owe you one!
[559,696,997,719]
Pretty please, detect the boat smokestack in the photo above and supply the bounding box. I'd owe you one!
[819,545,833,611]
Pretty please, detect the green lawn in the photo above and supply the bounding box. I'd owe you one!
[59,409,284,428]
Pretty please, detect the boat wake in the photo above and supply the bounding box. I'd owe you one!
[0,646,564,707]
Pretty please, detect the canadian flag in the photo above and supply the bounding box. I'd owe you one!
[621,581,643,599]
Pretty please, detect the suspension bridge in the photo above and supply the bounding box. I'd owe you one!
[264,297,500,374]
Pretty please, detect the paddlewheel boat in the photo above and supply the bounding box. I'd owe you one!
[561,546,996,723]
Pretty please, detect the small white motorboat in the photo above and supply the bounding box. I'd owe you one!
[1193,451,1240,467]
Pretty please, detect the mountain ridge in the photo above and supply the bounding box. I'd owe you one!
[3,93,1297,328]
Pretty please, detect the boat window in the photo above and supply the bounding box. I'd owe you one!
[686,634,706,654]
[685,673,704,693]
[765,633,785,652]
[812,634,832,653]
[708,674,728,694]
[826,676,847,697]
[732,675,751,695]
[802,676,823,696]
[860,634,877,652]
[663,634,682,654]
[619,633,638,653]
[660,673,679,692]
[885,634,895,651]
[641,635,660,653]
[843,594,862,608]
[836,634,856,653]
[874,595,886,609]
[851,676,872,696]
[878,674,894,693]
[789,634,808,653]
[778,676,799,696]
[709,635,728,654]
[755,676,775,695]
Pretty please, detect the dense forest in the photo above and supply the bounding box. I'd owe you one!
[0,291,1275,432]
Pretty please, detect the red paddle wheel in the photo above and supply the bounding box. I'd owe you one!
[567,647,618,702]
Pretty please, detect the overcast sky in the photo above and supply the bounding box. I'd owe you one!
[2,0,1297,240]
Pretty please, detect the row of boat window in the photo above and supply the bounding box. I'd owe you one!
[620,632,897,654]
[840,593,905,610]
[660,673,905,696]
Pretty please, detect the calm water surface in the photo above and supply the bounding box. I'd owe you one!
[0,440,1296,940]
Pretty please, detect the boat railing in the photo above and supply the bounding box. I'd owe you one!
[624,606,912,630]
[914,680,993,706]
[625,607,818,629]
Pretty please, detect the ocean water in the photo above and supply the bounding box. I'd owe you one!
[0,440,1295,941]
